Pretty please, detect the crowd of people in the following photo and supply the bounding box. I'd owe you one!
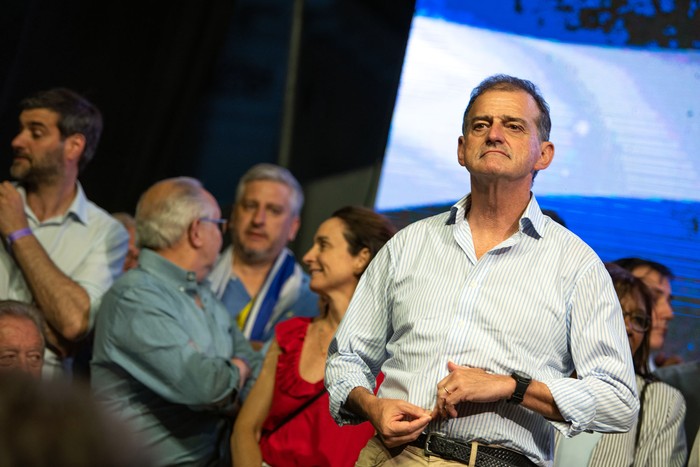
[0,76,697,467]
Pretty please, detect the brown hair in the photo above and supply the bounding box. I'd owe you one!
[605,263,654,378]
[331,206,396,276]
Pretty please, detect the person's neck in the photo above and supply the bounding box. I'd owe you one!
[158,246,206,283]
[231,251,277,297]
[319,287,356,329]
[24,178,78,222]
[466,178,532,258]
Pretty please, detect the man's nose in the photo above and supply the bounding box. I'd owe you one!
[11,132,27,150]
[486,123,505,143]
[252,207,266,224]
[660,300,674,320]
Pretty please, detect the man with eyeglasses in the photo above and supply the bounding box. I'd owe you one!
[0,88,128,379]
[209,163,318,350]
[91,177,262,466]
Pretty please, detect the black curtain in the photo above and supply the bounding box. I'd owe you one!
[0,0,235,214]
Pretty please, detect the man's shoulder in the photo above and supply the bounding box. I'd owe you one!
[655,360,700,388]
[641,377,687,411]
[84,198,126,230]
[538,216,602,264]
[105,267,168,302]
[392,210,452,240]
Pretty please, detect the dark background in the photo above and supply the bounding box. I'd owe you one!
[0,0,415,253]
[1,1,697,360]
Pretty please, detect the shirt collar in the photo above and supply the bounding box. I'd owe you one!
[138,248,200,294]
[16,181,90,225]
[446,192,546,240]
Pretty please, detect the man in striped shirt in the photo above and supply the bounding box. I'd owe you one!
[325,75,639,467]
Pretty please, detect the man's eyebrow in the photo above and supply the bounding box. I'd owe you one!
[469,114,493,123]
[23,121,50,130]
[501,115,528,125]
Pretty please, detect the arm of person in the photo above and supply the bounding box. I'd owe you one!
[9,233,91,341]
[434,362,563,421]
[231,338,281,467]
[325,245,394,427]
[229,321,264,401]
[345,386,431,448]
[97,286,242,408]
[546,260,640,436]
[0,183,128,344]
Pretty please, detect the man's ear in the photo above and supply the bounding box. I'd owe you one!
[287,216,301,242]
[534,141,555,171]
[188,219,205,248]
[63,133,86,165]
[457,135,467,167]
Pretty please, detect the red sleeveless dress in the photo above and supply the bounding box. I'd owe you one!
[259,317,380,467]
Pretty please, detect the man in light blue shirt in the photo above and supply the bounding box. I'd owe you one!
[0,88,128,378]
[325,75,639,467]
[92,177,261,467]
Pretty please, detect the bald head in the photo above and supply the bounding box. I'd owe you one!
[136,178,217,250]
[135,177,223,280]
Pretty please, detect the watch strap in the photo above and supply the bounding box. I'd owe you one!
[507,372,531,405]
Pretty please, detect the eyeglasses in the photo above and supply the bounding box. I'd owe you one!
[199,217,228,234]
[622,310,651,333]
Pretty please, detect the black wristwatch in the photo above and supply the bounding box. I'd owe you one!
[507,371,531,405]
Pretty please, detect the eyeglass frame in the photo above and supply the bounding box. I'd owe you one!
[199,217,229,234]
[622,309,651,333]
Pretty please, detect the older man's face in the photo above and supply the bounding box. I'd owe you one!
[0,315,44,379]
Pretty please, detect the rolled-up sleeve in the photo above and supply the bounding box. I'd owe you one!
[326,245,393,425]
[545,261,639,436]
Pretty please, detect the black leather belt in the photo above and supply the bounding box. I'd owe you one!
[407,433,536,467]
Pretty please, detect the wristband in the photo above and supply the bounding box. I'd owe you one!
[7,227,33,247]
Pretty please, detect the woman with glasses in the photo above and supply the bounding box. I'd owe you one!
[231,206,395,467]
[555,263,687,466]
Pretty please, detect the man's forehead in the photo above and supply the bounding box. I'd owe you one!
[241,180,292,203]
[468,90,539,122]
[0,315,41,338]
[19,108,60,126]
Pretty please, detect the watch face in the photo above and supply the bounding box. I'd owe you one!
[513,371,531,382]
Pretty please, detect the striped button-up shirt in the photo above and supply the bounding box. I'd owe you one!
[326,194,639,467]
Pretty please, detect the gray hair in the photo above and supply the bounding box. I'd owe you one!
[0,300,45,349]
[135,177,217,250]
[462,74,551,141]
[235,164,304,216]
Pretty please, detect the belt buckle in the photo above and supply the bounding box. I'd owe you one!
[424,432,445,457]
[425,432,464,460]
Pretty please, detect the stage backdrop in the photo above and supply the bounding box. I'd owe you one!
[377,1,700,362]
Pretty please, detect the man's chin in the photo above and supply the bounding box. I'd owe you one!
[239,246,276,264]
[649,333,665,352]
[9,165,28,181]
